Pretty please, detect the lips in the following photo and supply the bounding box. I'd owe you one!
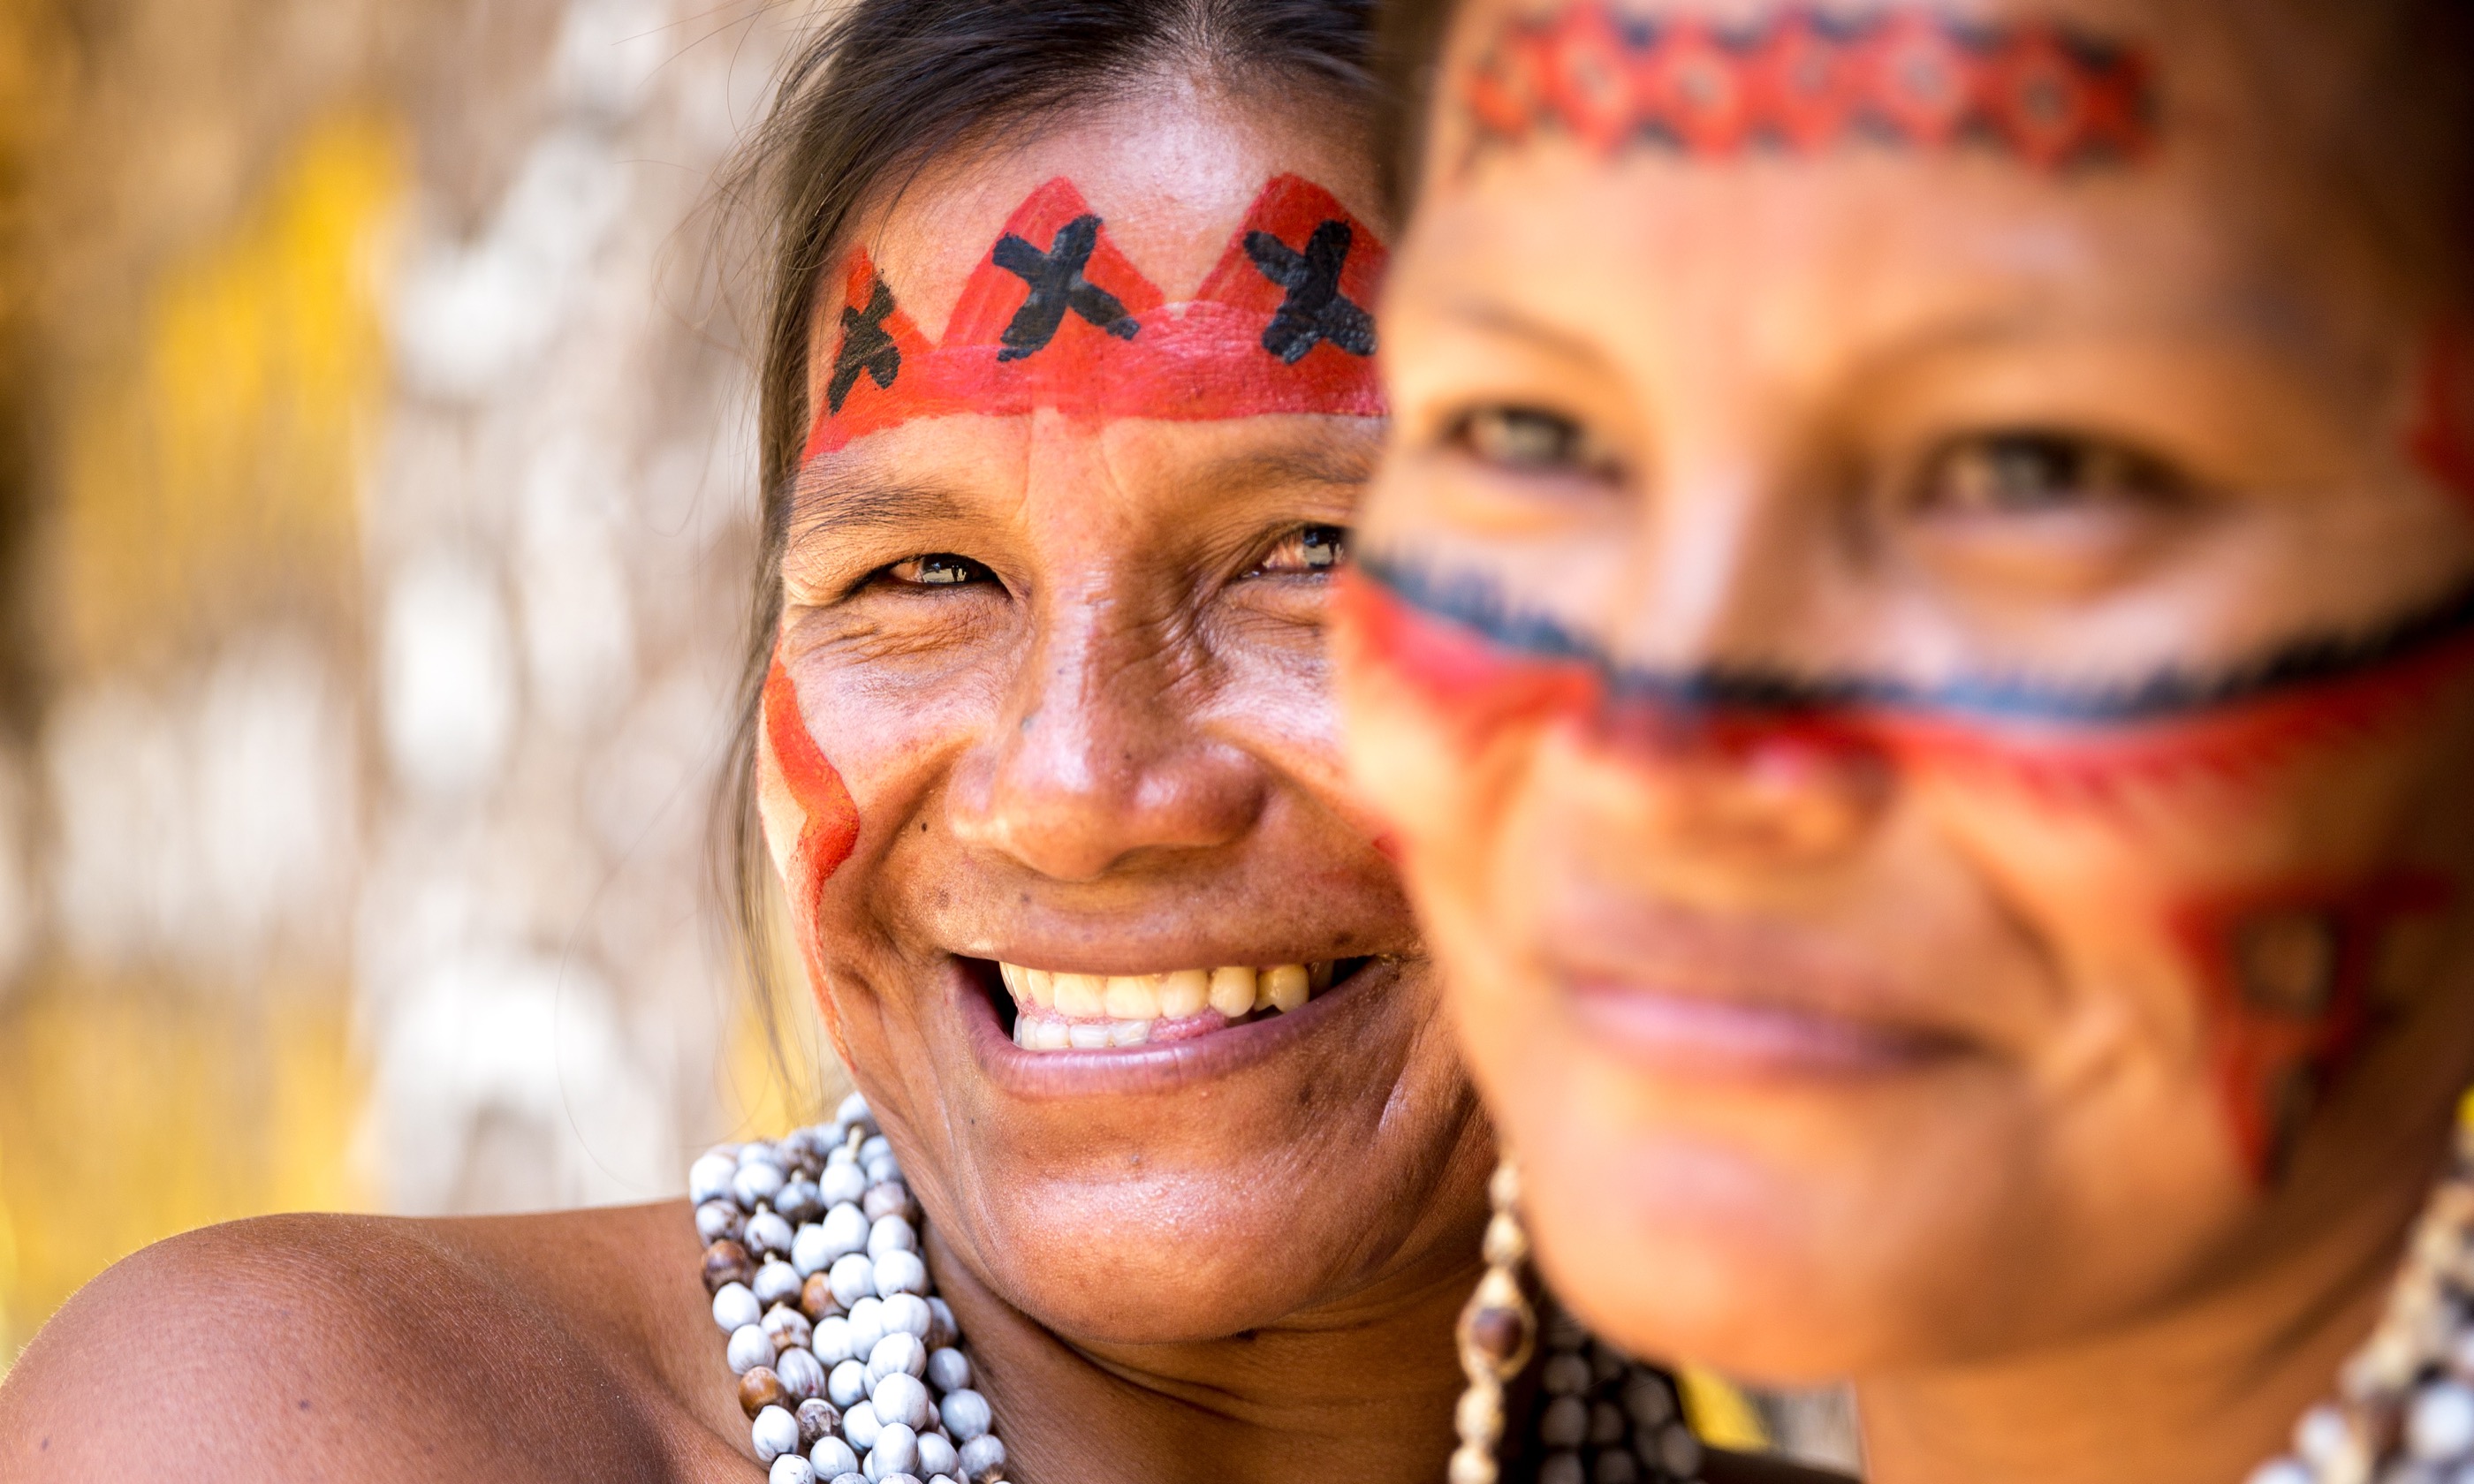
[996,959,1347,1049]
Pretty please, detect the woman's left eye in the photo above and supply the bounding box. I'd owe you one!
[1250,524,1351,576]
[884,553,995,587]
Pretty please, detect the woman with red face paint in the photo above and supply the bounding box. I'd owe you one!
[0,4,1843,1482]
[1338,0,2474,1480]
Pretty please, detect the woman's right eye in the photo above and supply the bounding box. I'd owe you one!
[880,553,996,588]
[1446,405,1623,481]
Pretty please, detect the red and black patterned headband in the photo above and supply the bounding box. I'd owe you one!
[803,174,1388,460]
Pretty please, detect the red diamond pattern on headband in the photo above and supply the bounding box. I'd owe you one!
[1462,4,2156,168]
[802,175,1387,460]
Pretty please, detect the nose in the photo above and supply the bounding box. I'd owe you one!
[945,585,1265,882]
[1582,705,1894,869]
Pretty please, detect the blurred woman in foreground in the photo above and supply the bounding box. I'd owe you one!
[1340,0,2474,1479]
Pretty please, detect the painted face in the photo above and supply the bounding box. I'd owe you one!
[1339,0,2474,1379]
[759,90,1491,1346]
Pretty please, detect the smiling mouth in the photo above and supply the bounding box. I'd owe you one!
[992,959,1362,1050]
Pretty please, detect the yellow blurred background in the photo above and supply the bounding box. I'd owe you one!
[0,0,841,1362]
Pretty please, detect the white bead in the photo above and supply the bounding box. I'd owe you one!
[925,1347,970,1393]
[748,1211,796,1258]
[778,1180,824,1223]
[753,1404,801,1464]
[916,1432,959,1479]
[926,1298,958,1350]
[757,1261,805,1307]
[866,1158,900,1186]
[2415,1382,2474,1460]
[714,1283,762,1333]
[847,1297,887,1357]
[869,1333,928,1389]
[690,1154,740,1205]
[777,1346,828,1401]
[836,1091,872,1127]
[869,1422,921,1477]
[2297,1404,2351,1466]
[956,1434,1004,1482]
[940,1388,992,1442]
[814,1315,858,1366]
[794,1223,835,1276]
[1540,1396,1587,1447]
[869,1215,918,1259]
[698,1200,747,1243]
[821,1162,869,1207]
[1539,1451,1584,1484]
[771,1456,818,1484]
[845,1398,882,1450]
[861,1135,892,1165]
[810,1437,861,1479]
[736,1161,788,1208]
[831,1253,877,1307]
[766,1306,815,1353]
[822,1204,871,1262]
[873,1371,932,1432]
[740,1141,785,1168]
[829,1359,869,1408]
[2245,1461,2314,1484]
[730,1324,777,1375]
[879,1294,932,1341]
[824,1475,868,1484]
[873,1251,928,1298]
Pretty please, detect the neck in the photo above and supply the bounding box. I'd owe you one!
[929,1225,1481,1484]
[1855,1115,2451,1484]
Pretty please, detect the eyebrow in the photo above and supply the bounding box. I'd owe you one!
[785,473,972,541]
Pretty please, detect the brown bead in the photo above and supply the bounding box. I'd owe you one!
[800,1271,839,1322]
[702,1238,754,1295]
[1468,1306,1530,1367]
[738,1366,787,1420]
[795,1397,842,1448]
[862,1181,911,1223]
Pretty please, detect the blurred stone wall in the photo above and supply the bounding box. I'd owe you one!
[0,0,840,1359]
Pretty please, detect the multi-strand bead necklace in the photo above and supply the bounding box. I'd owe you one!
[2248,1106,2474,1484]
[694,1101,1704,1484]
[692,1095,1005,1484]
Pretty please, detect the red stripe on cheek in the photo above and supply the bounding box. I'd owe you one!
[1867,639,2474,807]
[2174,873,2455,1185]
[1335,573,1602,746]
[763,657,861,929]
[2412,326,2474,516]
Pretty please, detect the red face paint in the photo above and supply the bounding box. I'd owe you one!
[802,174,1386,460]
[2412,325,2474,515]
[2174,874,2455,1181]
[1335,568,2474,804]
[1458,4,2156,170]
[760,655,861,948]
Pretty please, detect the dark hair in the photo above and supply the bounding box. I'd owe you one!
[720,0,1378,1095]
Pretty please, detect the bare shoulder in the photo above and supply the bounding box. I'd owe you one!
[0,1203,750,1483]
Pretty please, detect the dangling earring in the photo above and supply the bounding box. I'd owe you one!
[1453,1153,1710,1484]
[1452,1155,1537,1484]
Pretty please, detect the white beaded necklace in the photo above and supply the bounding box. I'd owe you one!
[693,1100,1706,1484]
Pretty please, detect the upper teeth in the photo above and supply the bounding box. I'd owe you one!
[1000,961,1335,1050]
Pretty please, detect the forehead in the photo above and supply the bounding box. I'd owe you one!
[839,87,1385,345]
[1408,0,2406,380]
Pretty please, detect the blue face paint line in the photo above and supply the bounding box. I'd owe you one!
[1355,549,2474,731]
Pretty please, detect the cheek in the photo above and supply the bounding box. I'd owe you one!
[761,655,862,953]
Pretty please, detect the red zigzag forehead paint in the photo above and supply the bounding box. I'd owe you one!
[803,175,1387,460]
[1459,4,2157,170]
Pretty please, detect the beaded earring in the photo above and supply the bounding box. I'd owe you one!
[1452,1155,1709,1484]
